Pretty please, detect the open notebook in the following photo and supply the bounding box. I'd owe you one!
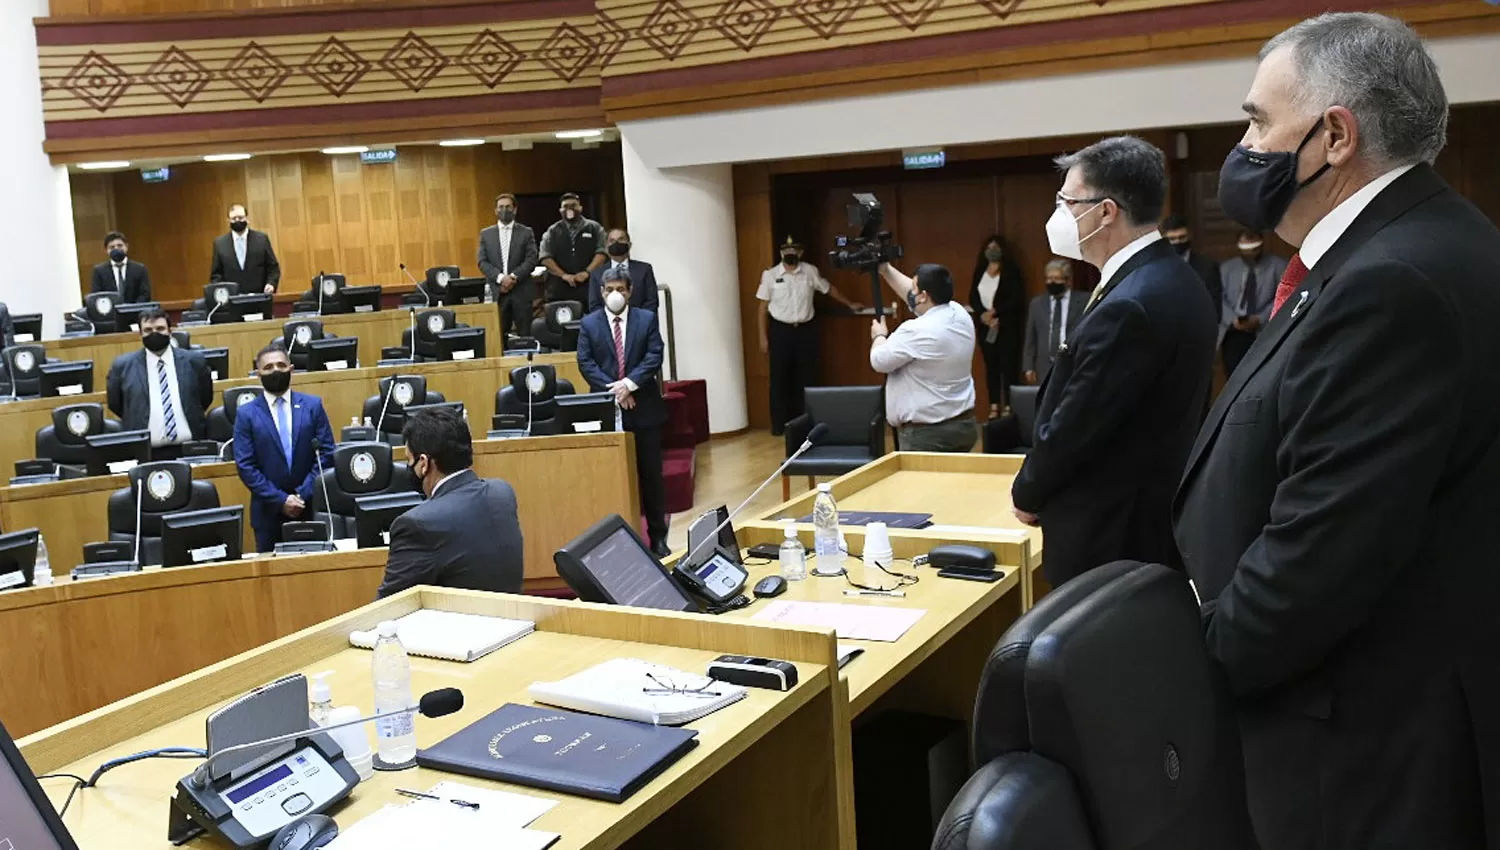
[349,609,533,662]
[529,658,747,726]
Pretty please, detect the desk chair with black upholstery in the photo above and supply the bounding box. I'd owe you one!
[932,560,1253,850]
[530,301,582,352]
[309,442,411,538]
[272,319,339,371]
[35,403,122,466]
[206,385,264,444]
[83,292,121,333]
[360,375,447,445]
[106,461,221,567]
[782,386,885,500]
[194,282,239,315]
[494,364,576,435]
[1,344,49,398]
[981,385,1039,455]
[399,309,469,361]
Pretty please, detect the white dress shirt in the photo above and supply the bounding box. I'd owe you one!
[605,307,639,392]
[146,346,191,447]
[976,271,1001,311]
[1299,163,1417,270]
[1098,230,1164,290]
[430,469,466,498]
[870,301,977,426]
[496,222,513,274]
[756,263,830,324]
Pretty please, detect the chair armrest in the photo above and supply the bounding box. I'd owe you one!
[867,414,886,458]
[785,414,813,457]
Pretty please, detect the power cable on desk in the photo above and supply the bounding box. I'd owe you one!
[40,747,207,818]
[36,773,87,818]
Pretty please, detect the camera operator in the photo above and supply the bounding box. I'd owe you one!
[871,262,978,452]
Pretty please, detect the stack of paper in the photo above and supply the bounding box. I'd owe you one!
[328,782,559,850]
[349,609,533,662]
[753,600,926,642]
[529,658,747,726]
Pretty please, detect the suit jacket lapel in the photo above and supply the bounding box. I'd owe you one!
[1178,164,1448,492]
[1083,239,1173,318]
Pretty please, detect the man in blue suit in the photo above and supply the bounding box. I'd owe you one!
[1011,136,1216,586]
[577,266,671,556]
[233,342,336,552]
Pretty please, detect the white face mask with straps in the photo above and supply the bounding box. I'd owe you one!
[1045,200,1106,261]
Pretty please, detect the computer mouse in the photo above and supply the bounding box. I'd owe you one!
[269,814,339,850]
[754,575,788,598]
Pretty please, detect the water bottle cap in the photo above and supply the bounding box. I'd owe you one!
[818,483,832,493]
[784,525,798,539]
[377,620,398,638]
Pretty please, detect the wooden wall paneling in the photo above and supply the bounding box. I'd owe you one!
[424,147,457,271]
[393,146,433,278]
[363,155,400,286]
[448,147,481,275]
[69,173,115,296]
[302,154,340,293]
[733,163,774,430]
[270,154,309,293]
[331,151,369,284]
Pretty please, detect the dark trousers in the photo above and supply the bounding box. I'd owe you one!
[253,514,285,554]
[1222,328,1258,379]
[977,334,1011,409]
[497,280,534,341]
[768,318,819,435]
[547,274,589,306]
[631,424,668,545]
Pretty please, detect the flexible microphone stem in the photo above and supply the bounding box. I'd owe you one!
[372,376,401,440]
[313,440,334,542]
[316,270,325,317]
[189,705,409,790]
[399,264,431,307]
[682,425,828,567]
[408,307,418,360]
[132,484,143,567]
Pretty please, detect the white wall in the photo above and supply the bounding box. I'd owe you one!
[1,0,80,336]
[619,134,748,433]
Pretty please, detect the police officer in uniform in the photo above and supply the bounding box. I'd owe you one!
[539,192,607,306]
[757,236,862,435]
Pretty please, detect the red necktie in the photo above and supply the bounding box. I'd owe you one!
[612,316,626,380]
[1271,253,1309,317]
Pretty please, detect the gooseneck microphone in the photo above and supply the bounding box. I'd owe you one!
[132,483,144,567]
[188,688,464,790]
[311,436,335,542]
[399,263,431,307]
[315,269,326,317]
[682,423,830,567]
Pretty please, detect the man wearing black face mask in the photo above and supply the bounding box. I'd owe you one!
[210,203,281,294]
[105,309,214,458]
[89,231,152,305]
[1159,214,1220,314]
[232,343,336,552]
[1021,258,1087,385]
[587,229,659,314]
[1216,230,1288,377]
[376,407,523,599]
[478,193,540,339]
[1175,14,1500,849]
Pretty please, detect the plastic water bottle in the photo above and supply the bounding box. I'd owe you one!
[811,484,842,576]
[779,522,806,581]
[371,621,416,766]
[33,535,52,586]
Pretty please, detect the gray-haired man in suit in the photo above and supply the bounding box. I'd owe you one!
[477,193,540,340]
[1218,230,1288,377]
[1021,258,1088,385]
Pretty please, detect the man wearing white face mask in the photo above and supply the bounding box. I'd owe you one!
[1010,135,1216,587]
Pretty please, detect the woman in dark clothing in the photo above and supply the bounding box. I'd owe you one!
[969,234,1026,417]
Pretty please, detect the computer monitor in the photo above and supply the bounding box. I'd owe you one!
[686,505,742,570]
[160,505,244,568]
[437,277,486,306]
[435,326,485,361]
[308,337,358,371]
[404,401,464,419]
[115,301,161,333]
[0,528,40,592]
[230,293,272,323]
[199,347,230,382]
[556,392,618,434]
[0,716,83,850]
[341,285,382,314]
[39,361,94,398]
[11,313,42,343]
[84,429,152,476]
[554,514,697,612]
[354,491,424,548]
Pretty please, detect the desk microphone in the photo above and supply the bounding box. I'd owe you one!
[406,305,419,361]
[523,339,542,437]
[206,296,224,324]
[372,376,407,442]
[315,269,326,317]
[311,436,335,542]
[188,687,463,790]
[132,483,144,567]
[682,423,829,568]
[399,263,431,307]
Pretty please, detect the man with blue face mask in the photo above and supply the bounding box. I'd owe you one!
[1009,135,1215,587]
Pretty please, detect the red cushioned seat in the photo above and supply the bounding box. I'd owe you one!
[661,391,696,514]
[664,378,709,444]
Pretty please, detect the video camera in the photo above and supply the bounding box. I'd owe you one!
[830,193,903,272]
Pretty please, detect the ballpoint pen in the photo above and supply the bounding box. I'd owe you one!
[395,788,480,810]
[844,589,906,598]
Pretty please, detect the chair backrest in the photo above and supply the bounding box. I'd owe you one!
[172,330,192,350]
[1009,385,1039,447]
[283,318,326,350]
[47,403,108,448]
[310,273,345,300]
[204,282,239,307]
[415,309,456,343]
[545,301,583,332]
[108,464,219,540]
[362,376,442,437]
[932,754,1096,850]
[313,441,408,516]
[803,386,883,446]
[221,386,261,427]
[84,292,119,329]
[3,344,46,396]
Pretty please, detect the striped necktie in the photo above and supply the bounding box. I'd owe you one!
[156,358,178,442]
[612,316,626,381]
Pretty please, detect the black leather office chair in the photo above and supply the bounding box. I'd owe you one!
[35,403,122,465]
[171,330,200,351]
[196,281,239,316]
[932,561,1254,850]
[83,292,121,334]
[982,385,1039,454]
[782,386,885,499]
[2,344,48,398]
[206,386,263,443]
[309,442,411,538]
[400,309,469,361]
[359,375,447,444]
[272,319,339,371]
[106,461,220,566]
[530,300,582,352]
[494,365,576,435]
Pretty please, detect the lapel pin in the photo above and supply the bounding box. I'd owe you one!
[1290,291,1310,319]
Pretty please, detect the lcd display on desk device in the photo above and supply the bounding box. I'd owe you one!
[226,764,293,804]
[581,527,696,612]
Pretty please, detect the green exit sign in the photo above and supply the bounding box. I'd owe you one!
[140,167,170,183]
[360,149,397,165]
[903,150,945,170]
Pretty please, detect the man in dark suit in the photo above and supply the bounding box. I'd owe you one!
[105,309,214,458]
[1160,214,1221,311]
[89,231,152,304]
[210,203,281,293]
[577,266,670,556]
[1010,136,1215,586]
[1175,14,1499,849]
[1020,257,1087,385]
[477,192,540,340]
[376,406,524,598]
[232,342,336,552]
[587,229,659,314]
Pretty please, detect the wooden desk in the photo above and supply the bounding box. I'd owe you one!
[752,452,1046,607]
[21,588,854,850]
[47,301,501,390]
[0,430,632,584]
[0,352,585,479]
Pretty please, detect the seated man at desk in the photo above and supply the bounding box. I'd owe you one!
[233,342,336,552]
[105,309,214,459]
[376,406,524,598]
